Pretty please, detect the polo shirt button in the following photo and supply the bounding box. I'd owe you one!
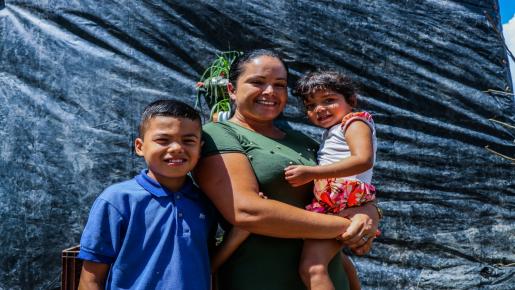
[270,150,274,154]
[176,195,181,199]
[178,212,183,218]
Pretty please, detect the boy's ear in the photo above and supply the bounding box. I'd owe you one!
[134,138,144,156]
[227,82,236,102]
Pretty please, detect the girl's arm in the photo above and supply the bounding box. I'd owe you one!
[211,227,250,273]
[285,120,374,187]
[194,152,357,239]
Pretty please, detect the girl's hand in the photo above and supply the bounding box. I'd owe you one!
[284,165,315,187]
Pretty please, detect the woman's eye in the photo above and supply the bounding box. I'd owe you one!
[275,83,287,88]
[323,98,335,104]
[155,139,168,144]
[249,79,263,85]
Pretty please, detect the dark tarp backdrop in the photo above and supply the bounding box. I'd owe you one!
[0,0,514,289]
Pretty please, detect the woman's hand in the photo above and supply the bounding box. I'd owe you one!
[284,165,316,187]
[338,203,380,254]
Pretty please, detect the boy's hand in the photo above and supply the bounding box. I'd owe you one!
[284,165,315,187]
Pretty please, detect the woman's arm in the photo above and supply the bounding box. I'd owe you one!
[285,121,374,187]
[195,152,354,239]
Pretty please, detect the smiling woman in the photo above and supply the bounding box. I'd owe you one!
[227,51,289,130]
[195,49,380,290]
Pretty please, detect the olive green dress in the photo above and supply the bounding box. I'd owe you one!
[202,121,349,290]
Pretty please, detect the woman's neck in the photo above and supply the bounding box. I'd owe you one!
[230,113,285,139]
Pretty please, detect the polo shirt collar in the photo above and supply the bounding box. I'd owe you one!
[135,169,199,199]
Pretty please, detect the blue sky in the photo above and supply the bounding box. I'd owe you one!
[499,0,515,24]
[500,0,515,86]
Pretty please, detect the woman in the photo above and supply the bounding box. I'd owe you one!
[195,49,380,290]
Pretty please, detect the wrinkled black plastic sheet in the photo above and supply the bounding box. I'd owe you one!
[0,1,513,289]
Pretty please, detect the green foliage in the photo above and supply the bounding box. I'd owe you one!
[195,51,242,119]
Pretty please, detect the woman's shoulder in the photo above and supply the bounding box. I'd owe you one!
[202,121,245,156]
[203,121,231,133]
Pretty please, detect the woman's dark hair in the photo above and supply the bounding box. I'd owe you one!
[228,49,289,87]
[294,70,358,104]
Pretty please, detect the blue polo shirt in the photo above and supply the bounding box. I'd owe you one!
[78,169,214,290]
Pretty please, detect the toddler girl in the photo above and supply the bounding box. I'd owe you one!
[284,70,378,290]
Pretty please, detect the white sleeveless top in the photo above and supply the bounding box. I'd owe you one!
[317,112,377,184]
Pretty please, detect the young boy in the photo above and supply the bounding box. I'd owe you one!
[77,99,215,290]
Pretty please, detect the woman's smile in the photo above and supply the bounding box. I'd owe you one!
[255,97,277,106]
[230,55,288,123]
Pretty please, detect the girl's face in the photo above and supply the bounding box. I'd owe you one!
[304,90,355,128]
[229,56,288,123]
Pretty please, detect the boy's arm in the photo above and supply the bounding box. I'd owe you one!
[78,261,110,290]
[210,192,267,273]
[285,121,374,187]
[211,227,250,273]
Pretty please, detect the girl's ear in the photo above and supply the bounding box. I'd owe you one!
[227,82,236,102]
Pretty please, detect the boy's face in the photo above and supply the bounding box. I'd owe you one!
[304,90,355,129]
[135,116,202,187]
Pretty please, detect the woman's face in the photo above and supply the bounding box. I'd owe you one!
[229,56,288,123]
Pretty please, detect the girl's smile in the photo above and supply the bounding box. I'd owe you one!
[304,90,355,128]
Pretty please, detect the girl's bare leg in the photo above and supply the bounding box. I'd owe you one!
[299,239,342,290]
[341,254,361,290]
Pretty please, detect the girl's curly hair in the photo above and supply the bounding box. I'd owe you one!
[293,70,358,104]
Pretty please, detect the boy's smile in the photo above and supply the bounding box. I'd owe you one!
[135,116,202,191]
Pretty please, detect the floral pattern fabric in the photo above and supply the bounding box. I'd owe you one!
[307,178,376,214]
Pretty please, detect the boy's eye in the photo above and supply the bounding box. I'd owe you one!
[183,138,198,145]
[274,82,287,88]
[154,138,169,144]
[323,98,336,104]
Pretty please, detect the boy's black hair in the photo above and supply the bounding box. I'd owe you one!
[228,49,289,88]
[139,99,201,138]
[293,70,358,104]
